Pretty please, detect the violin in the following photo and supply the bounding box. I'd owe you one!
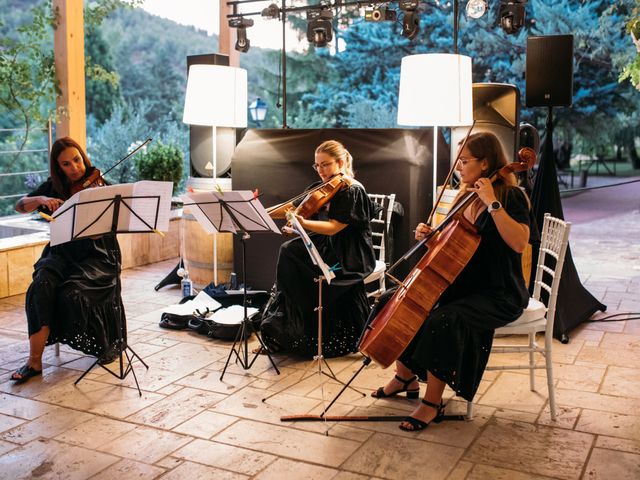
[69,166,106,195]
[358,147,537,368]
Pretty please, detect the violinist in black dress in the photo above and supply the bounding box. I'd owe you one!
[261,140,376,358]
[11,137,124,383]
[372,132,531,431]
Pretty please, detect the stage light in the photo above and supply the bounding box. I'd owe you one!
[364,4,397,22]
[498,0,528,35]
[307,8,333,48]
[399,0,420,40]
[466,0,487,19]
[229,17,254,53]
[261,3,279,20]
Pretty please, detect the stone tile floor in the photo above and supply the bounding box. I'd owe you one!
[0,183,639,479]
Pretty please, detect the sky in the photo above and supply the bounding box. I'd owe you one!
[140,0,303,51]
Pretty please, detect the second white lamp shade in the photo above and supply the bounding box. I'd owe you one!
[183,64,248,128]
[397,53,473,127]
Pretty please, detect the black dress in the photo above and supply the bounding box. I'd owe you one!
[261,181,376,358]
[25,180,125,358]
[399,187,531,401]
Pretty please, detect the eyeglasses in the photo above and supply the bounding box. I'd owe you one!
[312,161,337,171]
[458,157,483,166]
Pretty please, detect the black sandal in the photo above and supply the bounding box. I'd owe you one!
[11,364,42,384]
[399,399,444,432]
[371,374,420,399]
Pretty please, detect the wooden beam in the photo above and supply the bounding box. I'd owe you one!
[53,0,86,149]
[219,0,240,67]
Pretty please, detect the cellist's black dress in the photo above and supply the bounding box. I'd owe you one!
[261,181,376,358]
[24,180,124,358]
[400,187,531,401]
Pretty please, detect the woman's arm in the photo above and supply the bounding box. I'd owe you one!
[469,179,529,253]
[15,195,63,214]
[298,216,348,236]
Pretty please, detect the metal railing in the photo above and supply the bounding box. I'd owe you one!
[0,121,52,203]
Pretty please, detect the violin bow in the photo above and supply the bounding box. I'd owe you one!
[86,138,153,188]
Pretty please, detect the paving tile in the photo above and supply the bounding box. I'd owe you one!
[0,438,118,480]
[0,412,26,433]
[55,416,137,449]
[33,379,165,419]
[97,425,192,464]
[0,365,87,398]
[595,435,640,455]
[172,437,276,475]
[174,367,254,394]
[253,458,339,480]
[477,372,549,415]
[125,386,225,429]
[555,388,640,416]
[215,419,361,468]
[0,407,94,445]
[332,471,370,480]
[0,439,17,456]
[159,461,248,480]
[600,365,640,399]
[445,460,474,480]
[466,463,555,479]
[464,419,593,480]
[575,408,640,440]
[172,410,238,439]
[88,459,166,480]
[341,432,464,480]
[583,447,640,479]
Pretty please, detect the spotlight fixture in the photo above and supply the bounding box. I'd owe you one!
[261,3,280,20]
[364,4,397,22]
[399,0,420,40]
[466,0,487,19]
[498,0,528,35]
[306,8,333,48]
[229,17,254,53]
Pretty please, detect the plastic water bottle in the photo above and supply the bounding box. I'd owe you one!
[230,272,237,290]
[181,271,193,297]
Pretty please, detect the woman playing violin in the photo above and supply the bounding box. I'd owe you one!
[260,140,377,358]
[372,132,531,431]
[11,137,124,384]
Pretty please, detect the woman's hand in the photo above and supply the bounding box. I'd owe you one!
[414,222,433,241]
[467,178,497,207]
[39,196,64,212]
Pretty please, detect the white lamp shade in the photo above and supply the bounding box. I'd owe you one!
[397,53,473,127]
[183,65,248,128]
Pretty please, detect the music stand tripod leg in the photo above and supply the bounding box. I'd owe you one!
[220,233,279,381]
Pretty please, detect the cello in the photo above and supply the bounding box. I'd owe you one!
[358,147,536,368]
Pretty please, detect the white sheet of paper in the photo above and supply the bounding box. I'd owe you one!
[50,181,172,246]
[182,190,280,235]
[288,214,335,284]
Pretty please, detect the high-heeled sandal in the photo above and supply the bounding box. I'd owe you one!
[371,374,420,399]
[399,399,444,432]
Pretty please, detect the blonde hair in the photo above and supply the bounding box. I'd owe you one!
[315,140,354,177]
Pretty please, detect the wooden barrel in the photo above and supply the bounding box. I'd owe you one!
[431,186,532,287]
[182,212,233,287]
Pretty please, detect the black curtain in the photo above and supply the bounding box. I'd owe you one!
[530,108,606,340]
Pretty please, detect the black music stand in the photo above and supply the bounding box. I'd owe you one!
[182,190,281,379]
[50,181,173,396]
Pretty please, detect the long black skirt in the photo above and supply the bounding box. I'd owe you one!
[398,292,523,401]
[25,233,125,358]
[260,236,371,358]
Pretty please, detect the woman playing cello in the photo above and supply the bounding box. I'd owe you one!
[260,140,376,358]
[11,137,124,383]
[371,132,531,431]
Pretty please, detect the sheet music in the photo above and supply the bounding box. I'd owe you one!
[287,214,335,284]
[50,181,173,246]
[182,190,280,235]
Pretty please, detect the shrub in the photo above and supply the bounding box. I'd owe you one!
[135,141,183,194]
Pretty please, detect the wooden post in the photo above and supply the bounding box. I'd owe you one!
[219,0,240,67]
[53,0,86,149]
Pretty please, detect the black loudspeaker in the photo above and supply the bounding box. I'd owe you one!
[526,35,574,107]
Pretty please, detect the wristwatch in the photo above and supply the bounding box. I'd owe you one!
[488,201,502,214]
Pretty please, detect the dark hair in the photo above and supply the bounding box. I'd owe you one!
[49,137,93,199]
[458,131,517,206]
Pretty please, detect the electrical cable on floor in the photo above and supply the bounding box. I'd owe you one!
[583,312,640,322]
[561,177,640,195]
